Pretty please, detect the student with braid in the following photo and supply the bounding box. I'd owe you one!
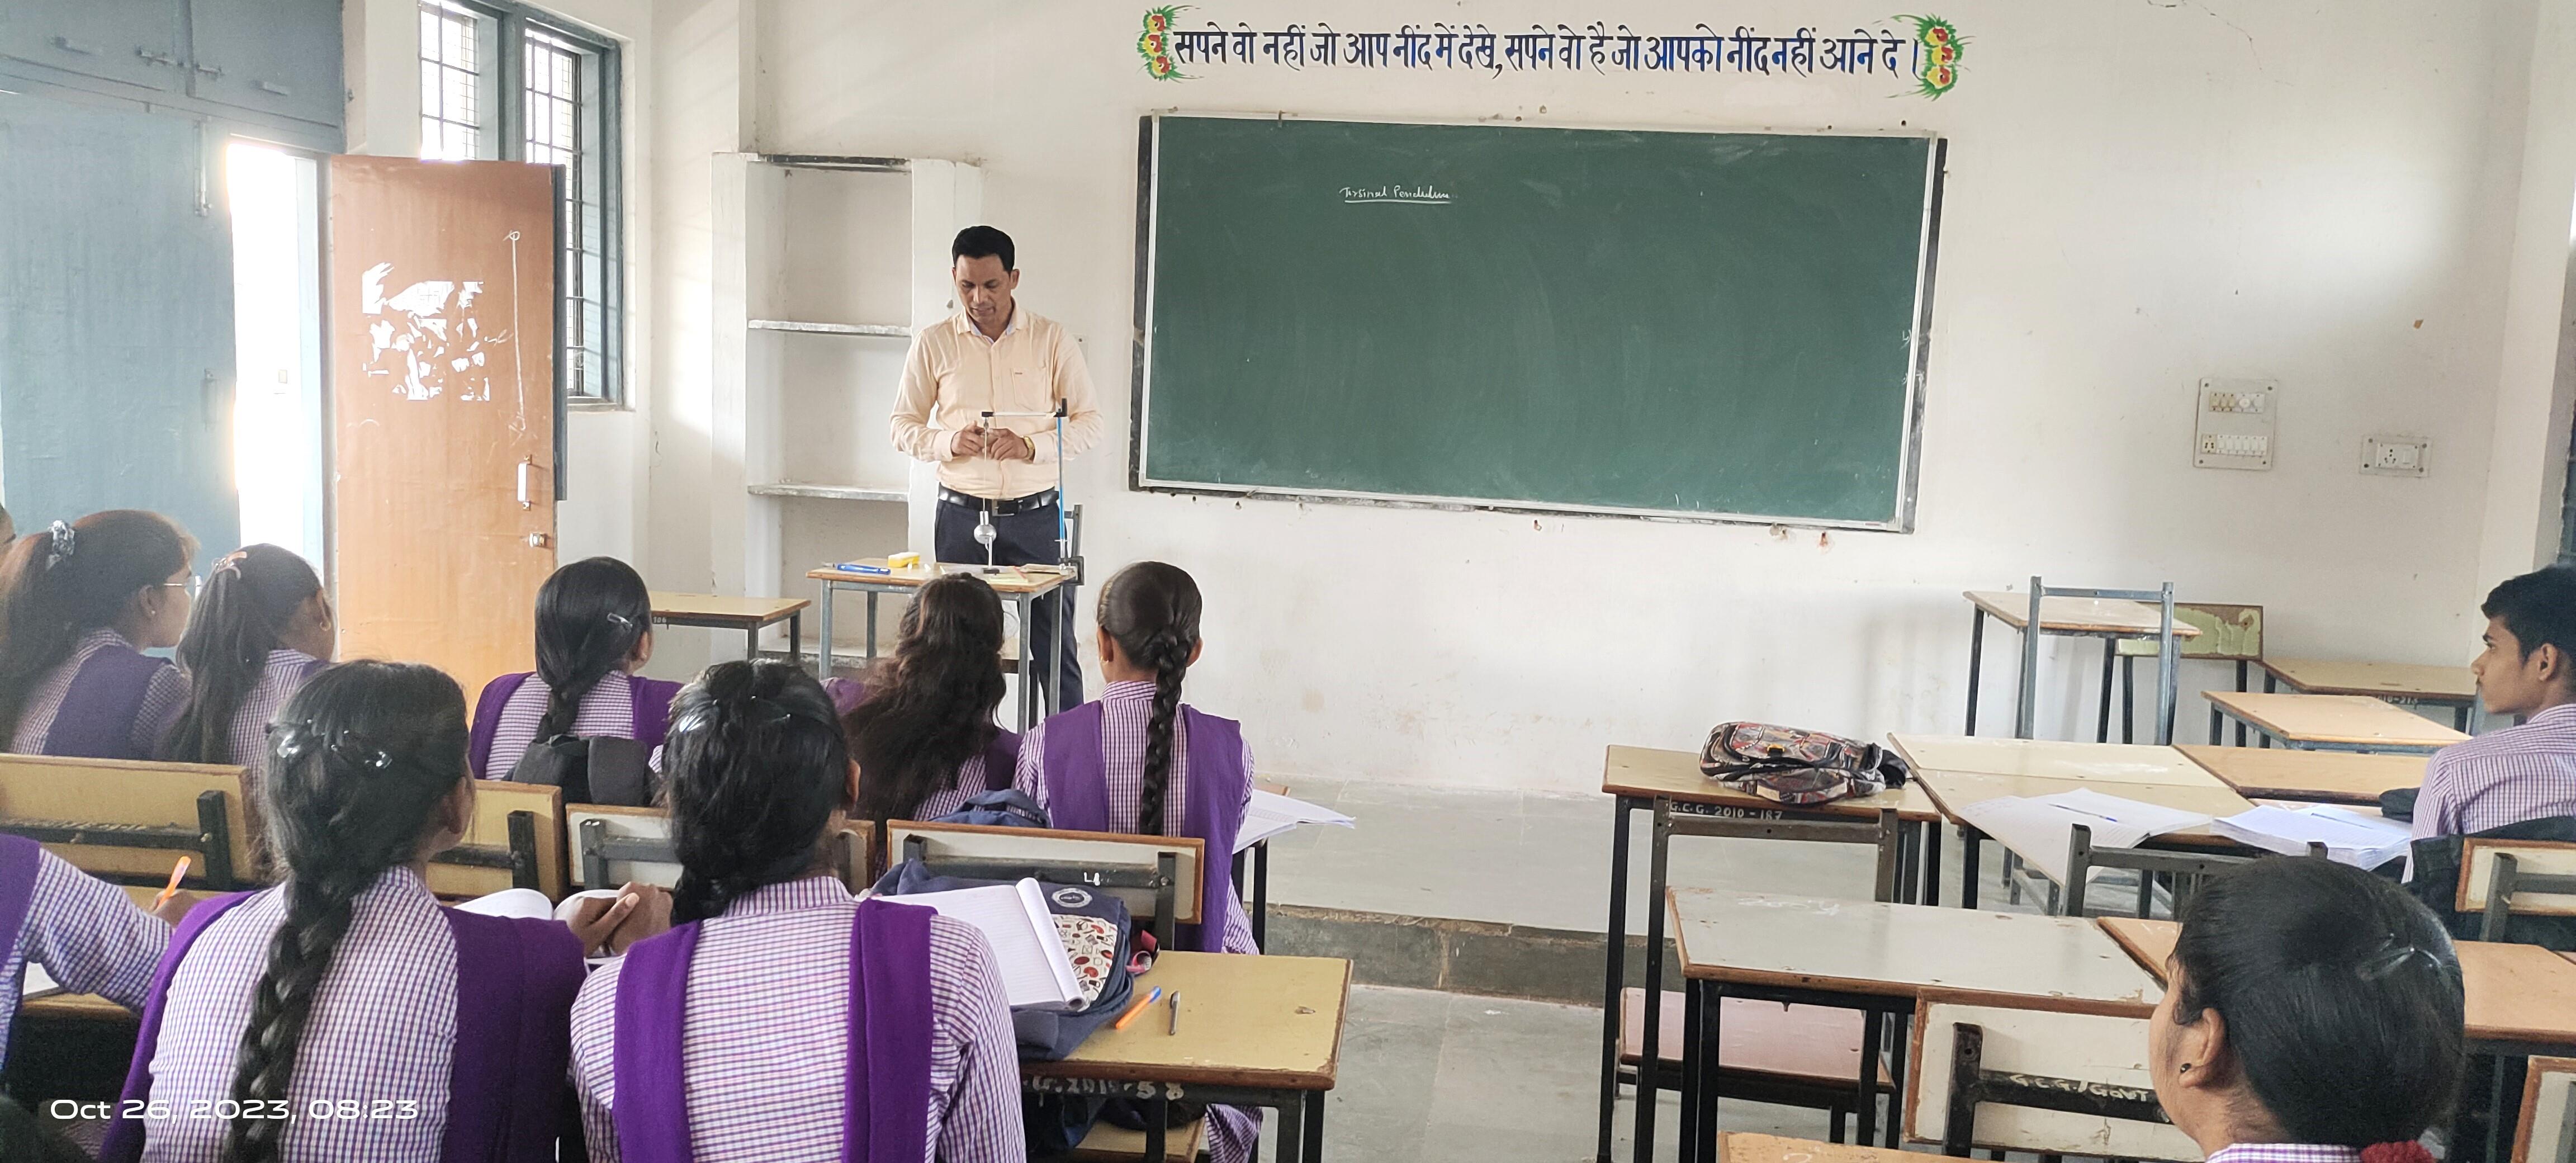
[1014,561,1262,1163]
[569,659,1023,1161]
[2150,858,2464,1163]
[0,510,196,759]
[842,573,1020,822]
[468,556,680,780]
[162,546,332,798]
[101,662,638,1163]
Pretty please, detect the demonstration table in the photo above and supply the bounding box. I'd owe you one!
[1961,591,2199,741]
[809,560,1073,729]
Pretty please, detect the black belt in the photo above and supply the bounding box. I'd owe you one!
[938,487,1059,516]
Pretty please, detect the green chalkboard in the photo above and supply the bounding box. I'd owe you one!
[1133,115,1942,527]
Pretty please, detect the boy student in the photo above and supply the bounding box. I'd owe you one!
[2412,564,2576,843]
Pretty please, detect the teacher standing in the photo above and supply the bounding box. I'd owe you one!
[890,225,1102,707]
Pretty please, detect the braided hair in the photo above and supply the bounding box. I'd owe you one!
[1096,562,1203,836]
[532,557,652,741]
[0,510,195,745]
[845,574,1007,823]
[2171,857,2465,1147]
[165,546,323,766]
[222,661,467,1163]
[664,660,849,923]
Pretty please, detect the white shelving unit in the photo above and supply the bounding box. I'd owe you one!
[709,153,983,661]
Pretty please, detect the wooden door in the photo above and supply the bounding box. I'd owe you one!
[325,157,556,697]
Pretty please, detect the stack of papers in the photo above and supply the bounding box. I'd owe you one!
[2211,805,2412,869]
[1953,789,2214,885]
[1237,790,1356,852]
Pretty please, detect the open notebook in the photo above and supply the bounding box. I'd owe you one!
[897,879,1087,1011]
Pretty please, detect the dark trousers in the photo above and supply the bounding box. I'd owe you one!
[935,495,1084,709]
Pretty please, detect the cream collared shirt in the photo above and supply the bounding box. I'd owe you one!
[889,306,1104,500]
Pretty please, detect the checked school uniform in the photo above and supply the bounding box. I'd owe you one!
[101,867,582,1163]
[11,628,190,760]
[1014,679,1261,1163]
[567,877,1024,1162]
[2413,703,2576,841]
[468,671,683,781]
[0,835,171,1067]
[903,731,1025,821]
[165,649,328,798]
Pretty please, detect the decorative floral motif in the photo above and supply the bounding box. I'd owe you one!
[1140,7,1188,79]
[1900,15,1963,98]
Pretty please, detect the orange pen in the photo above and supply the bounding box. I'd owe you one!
[151,857,191,909]
[1111,987,1163,1031]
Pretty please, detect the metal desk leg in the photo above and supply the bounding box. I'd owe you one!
[1922,822,1943,908]
[865,591,881,662]
[2096,636,2116,743]
[1964,608,1986,735]
[1598,797,1635,1163]
[1276,1096,1304,1163]
[2237,661,2251,746]
[1883,1003,1910,1148]
[1635,800,1672,1163]
[1253,841,1270,949]
[789,612,802,672]
[1697,981,1723,1163]
[1049,584,1067,717]
[1960,826,1982,910]
[1898,821,1920,904]
[2124,656,2138,745]
[1679,980,1702,1156]
[2457,703,2473,732]
[1855,1009,1880,1146]
[815,580,836,674]
[1302,1090,1325,1163]
[1016,595,1038,730]
[2261,670,2276,748]
[745,623,758,662]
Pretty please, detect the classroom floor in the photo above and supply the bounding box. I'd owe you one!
[1261,983,1849,1163]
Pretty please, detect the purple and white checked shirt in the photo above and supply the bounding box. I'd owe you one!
[1,850,170,1062]
[1015,680,1263,1163]
[212,649,325,798]
[11,628,189,757]
[912,752,997,821]
[567,877,1024,1163]
[136,868,462,1163]
[481,672,643,781]
[2412,703,2576,841]
[2206,1145,2362,1163]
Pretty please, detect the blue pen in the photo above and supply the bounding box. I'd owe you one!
[833,562,892,576]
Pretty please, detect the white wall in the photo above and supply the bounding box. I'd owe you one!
[614,1,2575,789]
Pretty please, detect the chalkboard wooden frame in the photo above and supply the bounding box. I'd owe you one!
[1127,112,1947,531]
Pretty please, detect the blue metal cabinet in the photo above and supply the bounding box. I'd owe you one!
[187,0,343,128]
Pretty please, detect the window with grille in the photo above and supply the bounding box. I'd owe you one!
[416,1,624,406]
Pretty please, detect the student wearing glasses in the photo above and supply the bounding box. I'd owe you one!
[0,510,196,759]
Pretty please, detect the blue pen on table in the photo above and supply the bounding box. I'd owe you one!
[832,562,892,576]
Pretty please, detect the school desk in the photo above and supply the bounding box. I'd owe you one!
[2257,656,2478,733]
[1597,745,1947,1163]
[1887,735,2214,784]
[1903,752,2256,912]
[1717,1132,1920,1163]
[2515,1056,2576,1163]
[648,591,808,665]
[808,559,1074,730]
[1663,888,2161,1163]
[2203,690,2470,754]
[2174,744,2425,806]
[1961,590,2200,741]
[1024,951,1347,1163]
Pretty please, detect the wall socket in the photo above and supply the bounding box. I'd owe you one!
[2193,378,2277,470]
[2361,435,2430,478]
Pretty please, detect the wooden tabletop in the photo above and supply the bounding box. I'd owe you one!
[1909,770,2252,834]
[1026,952,1349,1090]
[1887,736,2214,785]
[649,591,811,627]
[1668,888,2161,1012]
[2203,691,2469,749]
[1601,746,1944,822]
[2175,745,2425,805]
[2258,657,2476,702]
[1964,591,2202,638]
[809,560,1072,595]
[2106,919,2576,1045]
[1720,1133,1919,1163]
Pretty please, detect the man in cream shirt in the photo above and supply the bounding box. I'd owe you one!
[890,225,1102,706]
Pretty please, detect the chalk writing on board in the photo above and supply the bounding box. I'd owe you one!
[1135,10,1966,98]
[1341,185,1452,205]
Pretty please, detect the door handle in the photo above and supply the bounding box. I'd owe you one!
[51,37,97,55]
[135,49,177,67]
[518,458,553,509]
[528,532,551,549]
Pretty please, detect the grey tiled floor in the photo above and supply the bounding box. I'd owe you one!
[1259,984,1852,1162]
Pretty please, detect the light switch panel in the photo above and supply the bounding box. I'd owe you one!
[2193,378,2276,471]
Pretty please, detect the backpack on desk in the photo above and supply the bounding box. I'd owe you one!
[509,734,655,807]
[1699,721,1910,806]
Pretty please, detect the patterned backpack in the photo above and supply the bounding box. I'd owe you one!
[1698,722,1910,806]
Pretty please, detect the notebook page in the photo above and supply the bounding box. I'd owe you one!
[899,882,1082,1010]
[1953,795,2153,886]
[1238,790,1357,852]
[22,964,59,1001]
[1013,878,1085,1003]
[2029,788,2212,838]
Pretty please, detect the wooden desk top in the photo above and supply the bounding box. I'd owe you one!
[1964,592,2201,638]
[1027,952,1349,1090]
[1669,889,2160,1012]
[2175,745,2425,805]
[1909,770,2253,833]
[809,560,1071,595]
[1601,746,1944,823]
[1887,736,2213,786]
[2203,691,2469,749]
[649,591,810,626]
[2106,919,2576,1045]
[1720,1133,1919,1163]
[2258,657,2477,702]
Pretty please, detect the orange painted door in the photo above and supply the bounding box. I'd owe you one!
[325,157,558,697]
